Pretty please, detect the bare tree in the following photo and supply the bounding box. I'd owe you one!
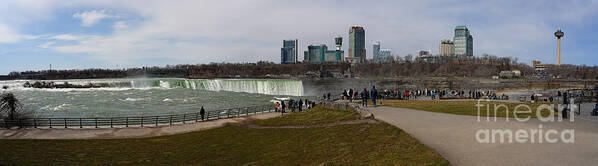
[394,55,403,62]
[404,54,413,63]
[0,93,31,122]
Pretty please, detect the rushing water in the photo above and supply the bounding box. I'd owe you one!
[0,78,310,118]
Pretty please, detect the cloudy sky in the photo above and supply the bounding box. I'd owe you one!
[0,0,597,74]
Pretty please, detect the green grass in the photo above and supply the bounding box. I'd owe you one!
[0,107,450,166]
[252,106,360,126]
[382,100,555,118]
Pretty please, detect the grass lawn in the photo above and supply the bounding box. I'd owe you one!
[252,106,361,126]
[0,106,450,166]
[381,100,556,118]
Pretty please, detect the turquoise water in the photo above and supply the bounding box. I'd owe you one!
[0,78,311,118]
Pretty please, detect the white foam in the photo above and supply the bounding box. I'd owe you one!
[41,103,72,111]
[123,97,149,102]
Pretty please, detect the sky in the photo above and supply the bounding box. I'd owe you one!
[0,0,597,74]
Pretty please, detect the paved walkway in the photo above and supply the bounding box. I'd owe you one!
[0,112,280,139]
[370,106,598,166]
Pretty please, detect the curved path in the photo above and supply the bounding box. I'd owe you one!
[370,106,598,166]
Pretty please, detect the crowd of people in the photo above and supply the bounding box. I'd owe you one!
[376,89,507,100]
[325,88,507,102]
[274,98,316,113]
[321,86,382,107]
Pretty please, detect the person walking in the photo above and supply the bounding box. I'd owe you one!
[371,86,378,106]
[281,100,286,113]
[349,89,354,102]
[200,106,206,121]
[298,99,303,112]
[361,88,368,107]
[275,102,279,112]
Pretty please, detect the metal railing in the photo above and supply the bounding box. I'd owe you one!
[1,104,275,129]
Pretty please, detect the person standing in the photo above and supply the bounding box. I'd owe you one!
[349,89,354,102]
[281,100,286,113]
[371,86,378,106]
[298,99,303,112]
[562,92,569,119]
[361,88,368,107]
[200,106,206,121]
[288,100,293,112]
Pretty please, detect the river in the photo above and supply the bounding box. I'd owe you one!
[0,78,311,118]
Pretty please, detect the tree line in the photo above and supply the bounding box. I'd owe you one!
[4,57,597,80]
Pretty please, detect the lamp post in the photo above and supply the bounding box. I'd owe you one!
[554,29,564,65]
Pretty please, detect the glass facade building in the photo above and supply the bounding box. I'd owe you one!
[306,44,343,64]
[306,45,326,64]
[348,26,366,63]
[379,49,391,62]
[373,42,380,62]
[453,26,473,57]
[281,39,298,64]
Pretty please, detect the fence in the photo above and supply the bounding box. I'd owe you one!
[2,104,275,129]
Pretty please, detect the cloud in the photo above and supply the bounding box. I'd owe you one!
[112,21,127,29]
[0,24,20,43]
[51,34,82,41]
[37,41,55,48]
[73,10,113,27]
[3,0,598,68]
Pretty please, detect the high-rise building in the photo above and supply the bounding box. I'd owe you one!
[281,39,298,64]
[305,44,343,64]
[380,49,391,62]
[303,51,309,63]
[439,39,454,56]
[306,45,326,64]
[348,26,366,63]
[373,42,380,62]
[453,25,473,57]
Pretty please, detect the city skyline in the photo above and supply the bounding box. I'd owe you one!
[1,0,598,74]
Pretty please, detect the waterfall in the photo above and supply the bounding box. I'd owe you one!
[139,79,304,96]
[1,78,305,96]
[193,79,304,96]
